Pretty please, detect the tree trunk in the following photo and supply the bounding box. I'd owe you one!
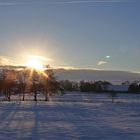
[7,89,11,101]
[8,93,11,101]
[45,90,50,101]
[33,81,37,101]
[22,92,25,101]
[45,91,48,101]
[4,89,8,101]
[112,97,114,103]
[34,90,37,101]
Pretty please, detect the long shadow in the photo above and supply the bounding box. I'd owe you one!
[0,102,22,139]
[30,102,39,140]
[0,97,139,140]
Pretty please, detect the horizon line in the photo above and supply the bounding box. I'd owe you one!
[0,64,139,73]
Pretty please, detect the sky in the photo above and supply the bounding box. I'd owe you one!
[0,0,140,72]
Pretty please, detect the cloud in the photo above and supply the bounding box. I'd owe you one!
[0,0,123,6]
[52,65,103,70]
[97,61,108,66]
[53,65,78,70]
[51,0,121,4]
[0,56,16,66]
[27,55,53,62]
[0,2,26,6]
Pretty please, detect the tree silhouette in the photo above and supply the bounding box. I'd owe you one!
[42,65,64,101]
[0,70,16,101]
[128,81,140,93]
[16,69,29,101]
[108,90,117,103]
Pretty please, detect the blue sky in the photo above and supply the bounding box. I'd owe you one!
[0,0,140,71]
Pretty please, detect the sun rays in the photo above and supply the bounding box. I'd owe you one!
[24,55,50,80]
[26,55,44,70]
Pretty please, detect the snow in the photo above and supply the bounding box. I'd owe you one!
[107,85,129,91]
[0,92,140,140]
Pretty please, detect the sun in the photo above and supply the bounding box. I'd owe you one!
[26,56,44,70]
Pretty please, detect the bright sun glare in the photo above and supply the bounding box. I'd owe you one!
[26,56,44,70]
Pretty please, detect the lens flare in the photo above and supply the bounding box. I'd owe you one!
[105,55,110,59]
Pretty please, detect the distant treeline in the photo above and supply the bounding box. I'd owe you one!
[0,67,140,102]
[59,80,110,93]
[128,81,140,93]
[59,80,140,94]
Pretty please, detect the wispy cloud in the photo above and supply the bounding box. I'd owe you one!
[0,2,26,6]
[53,65,78,70]
[52,0,121,4]
[0,56,16,66]
[97,61,108,66]
[27,55,53,62]
[53,65,103,70]
[0,0,124,6]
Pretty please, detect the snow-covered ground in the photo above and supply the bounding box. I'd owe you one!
[0,92,140,140]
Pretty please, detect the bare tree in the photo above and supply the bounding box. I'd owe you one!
[16,69,29,101]
[0,70,16,101]
[42,65,63,101]
[31,70,40,101]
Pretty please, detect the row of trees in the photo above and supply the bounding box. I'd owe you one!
[0,66,64,101]
[0,66,140,102]
[59,80,111,92]
[80,81,111,92]
[128,81,140,93]
[59,80,117,103]
[59,80,140,94]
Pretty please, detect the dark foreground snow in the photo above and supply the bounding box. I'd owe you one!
[0,92,140,140]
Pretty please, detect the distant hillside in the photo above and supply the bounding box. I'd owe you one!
[54,69,140,84]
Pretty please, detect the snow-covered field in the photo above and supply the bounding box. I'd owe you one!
[0,92,140,140]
